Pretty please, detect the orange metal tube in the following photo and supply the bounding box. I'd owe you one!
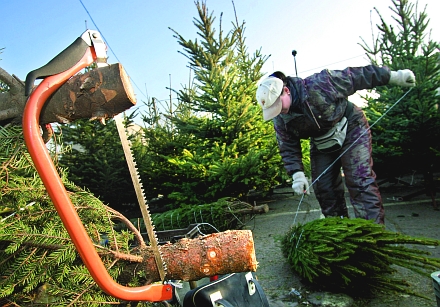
[22,48,172,301]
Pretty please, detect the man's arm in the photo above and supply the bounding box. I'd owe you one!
[273,121,304,176]
[312,65,392,99]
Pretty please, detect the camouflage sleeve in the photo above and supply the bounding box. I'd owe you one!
[273,120,303,176]
[305,65,391,125]
[309,65,391,98]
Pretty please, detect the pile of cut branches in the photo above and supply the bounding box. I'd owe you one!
[282,217,440,298]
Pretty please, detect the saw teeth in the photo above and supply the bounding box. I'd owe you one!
[115,116,167,281]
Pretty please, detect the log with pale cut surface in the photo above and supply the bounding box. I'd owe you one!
[0,64,135,125]
[117,229,258,283]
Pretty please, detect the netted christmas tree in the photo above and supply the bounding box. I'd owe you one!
[150,197,257,232]
[282,217,440,298]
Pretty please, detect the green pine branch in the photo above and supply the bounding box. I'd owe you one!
[282,217,440,298]
[0,126,157,306]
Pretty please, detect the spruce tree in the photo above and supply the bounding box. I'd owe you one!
[56,0,287,212]
[282,217,440,298]
[157,0,282,207]
[359,0,440,178]
[0,125,156,306]
[137,97,195,209]
[58,115,141,217]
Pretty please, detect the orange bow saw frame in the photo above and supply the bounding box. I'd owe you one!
[22,30,172,302]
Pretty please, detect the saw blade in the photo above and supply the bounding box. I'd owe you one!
[115,116,167,281]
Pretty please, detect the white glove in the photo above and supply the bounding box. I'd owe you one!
[389,69,416,87]
[292,171,310,195]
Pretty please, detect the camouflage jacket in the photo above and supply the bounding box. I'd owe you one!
[273,65,391,175]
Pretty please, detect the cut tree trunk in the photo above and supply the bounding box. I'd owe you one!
[138,230,257,283]
[0,64,135,125]
[40,63,135,124]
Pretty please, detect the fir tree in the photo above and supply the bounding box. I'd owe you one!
[359,0,440,178]
[158,0,282,207]
[0,125,157,306]
[58,115,142,217]
[45,1,306,211]
[282,217,440,298]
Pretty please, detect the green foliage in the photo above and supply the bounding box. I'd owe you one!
[57,115,141,217]
[282,217,440,298]
[151,198,254,232]
[299,139,311,178]
[0,125,156,306]
[137,102,194,205]
[50,1,305,212]
[359,0,440,177]
[137,0,284,208]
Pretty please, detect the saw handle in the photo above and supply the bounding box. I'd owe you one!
[22,32,172,301]
[24,37,89,96]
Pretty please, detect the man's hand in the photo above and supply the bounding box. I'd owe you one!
[389,69,416,87]
[292,171,310,195]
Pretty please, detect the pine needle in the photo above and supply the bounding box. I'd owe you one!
[281,217,440,298]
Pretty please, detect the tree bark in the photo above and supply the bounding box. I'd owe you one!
[2,229,257,284]
[0,64,135,125]
[140,230,257,282]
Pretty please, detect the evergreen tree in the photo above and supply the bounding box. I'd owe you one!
[282,217,440,298]
[53,1,301,212]
[152,0,282,207]
[0,125,156,306]
[57,115,141,217]
[137,97,194,209]
[49,1,306,211]
[359,0,440,178]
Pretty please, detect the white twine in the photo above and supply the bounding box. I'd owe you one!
[291,88,413,227]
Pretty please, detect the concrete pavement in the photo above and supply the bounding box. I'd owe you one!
[247,183,440,307]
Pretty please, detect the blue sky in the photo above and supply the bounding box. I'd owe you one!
[1,0,439,116]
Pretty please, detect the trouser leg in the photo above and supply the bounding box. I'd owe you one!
[340,109,384,224]
[311,147,349,218]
